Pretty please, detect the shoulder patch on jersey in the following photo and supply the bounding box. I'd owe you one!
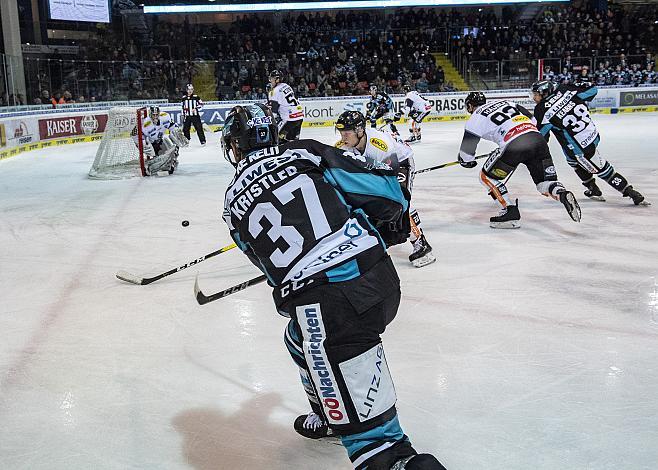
[369,137,388,152]
[144,121,152,127]
[512,115,530,123]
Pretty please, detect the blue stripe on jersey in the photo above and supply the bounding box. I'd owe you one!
[325,259,360,283]
[326,169,408,212]
[593,135,600,147]
[341,414,404,458]
[233,233,248,251]
[577,87,598,101]
[539,123,553,136]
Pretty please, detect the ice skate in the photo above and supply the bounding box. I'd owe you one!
[623,185,650,206]
[489,200,521,229]
[409,235,436,268]
[294,412,335,439]
[391,453,447,470]
[583,180,605,201]
[558,190,581,222]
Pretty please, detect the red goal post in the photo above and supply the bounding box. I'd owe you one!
[88,107,148,179]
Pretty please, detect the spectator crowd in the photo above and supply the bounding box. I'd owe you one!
[1,3,657,107]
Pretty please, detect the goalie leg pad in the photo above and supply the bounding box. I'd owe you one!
[146,146,177,175]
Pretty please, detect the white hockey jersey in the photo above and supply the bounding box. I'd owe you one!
[269,83,304,123]
[459,100,538,162]
[337,128,414,169]
[404,91,432,115]
[141,112,177,144]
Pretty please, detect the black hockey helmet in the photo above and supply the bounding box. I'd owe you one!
[336,110,366,132]
[369,84,377,94]
[531,80,557,99]
[403,84,412,93]
[221,103,279,167]
[269,70,282,82]
[149,105,160,119]
[465,92,486,112]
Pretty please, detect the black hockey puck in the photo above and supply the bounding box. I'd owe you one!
[182,220,189,227]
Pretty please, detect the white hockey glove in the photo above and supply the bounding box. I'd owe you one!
[458,155,477,168]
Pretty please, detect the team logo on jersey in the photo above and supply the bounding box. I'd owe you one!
[545,165,556,175]
[246,116,272,127]
[369,137,388,152]
[512,115,530,123]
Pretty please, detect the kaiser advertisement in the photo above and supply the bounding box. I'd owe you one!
[38,114,108,140]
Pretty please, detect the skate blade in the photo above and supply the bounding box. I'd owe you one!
[490,221,521,229]
[637,200,651,206]
[411,253,437,268]
[564,192,582,222]
[587,195,606,202]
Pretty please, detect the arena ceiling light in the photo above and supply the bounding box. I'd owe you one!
[144,0,564,14]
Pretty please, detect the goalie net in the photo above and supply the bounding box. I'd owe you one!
[88,107,147,179]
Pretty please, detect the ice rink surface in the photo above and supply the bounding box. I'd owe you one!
[1,112,658,470]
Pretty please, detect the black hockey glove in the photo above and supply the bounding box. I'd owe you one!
[458,155,477,168]
[393,112,402,121]
[376,214,411,248]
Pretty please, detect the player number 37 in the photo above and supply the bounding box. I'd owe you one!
[248,174,331,267]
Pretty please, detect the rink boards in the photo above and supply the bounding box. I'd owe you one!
[1,86,657,161]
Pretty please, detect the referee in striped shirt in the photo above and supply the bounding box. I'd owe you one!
[181,84,206,145]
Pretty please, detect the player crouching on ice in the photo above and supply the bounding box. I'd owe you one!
[401,84,432,143]
[335,110,436,267]
[221,103,446,470]
[136,106,189,175]
[458,92,581,229]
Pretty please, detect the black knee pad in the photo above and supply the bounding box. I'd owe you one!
[483,158,515,180]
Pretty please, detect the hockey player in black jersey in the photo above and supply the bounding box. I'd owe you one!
[532,80,649,205]
[366,85,401,136]
[221,103,446,470]
[458,92,581,228]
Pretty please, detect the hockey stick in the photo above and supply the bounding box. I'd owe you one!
[414,153,489,175]
[194,273,268,305]
[116,243,238,285]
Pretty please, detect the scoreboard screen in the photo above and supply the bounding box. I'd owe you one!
[144,0,565,14]
[49,0,111,23]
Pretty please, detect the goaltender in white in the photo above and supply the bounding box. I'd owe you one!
[135,106,189,175]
